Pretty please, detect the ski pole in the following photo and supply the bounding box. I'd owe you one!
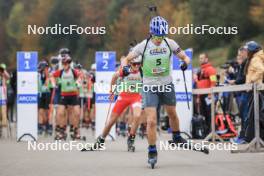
[105,93,115,125]
[87,77,92,113]
[104,92,116,141]
[80,97,84,120]
[80,75,85,121]
[182,70,190,110]
[48,87,56,122]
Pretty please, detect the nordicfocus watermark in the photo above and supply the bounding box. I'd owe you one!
[113,83,173,93]
[94,83,180,93]
[27,24,106,35]
[160,24,238,35]
[27,140,238,151]
[27,141,105,151]
[159,140,238,151]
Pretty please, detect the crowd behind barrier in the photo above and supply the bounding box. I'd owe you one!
[192,42,264,148]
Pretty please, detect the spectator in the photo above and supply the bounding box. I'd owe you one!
[196,53,217,135]
[192,68,200,115]
[229,46,249,144]
[244,41,264,143]
[222,60,238,113]
[0,63,10,130]
[8,70,17,122]
[245,41,264,84]
[228,46,248,85]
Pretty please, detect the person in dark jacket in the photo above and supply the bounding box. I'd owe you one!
[228,46,249,144]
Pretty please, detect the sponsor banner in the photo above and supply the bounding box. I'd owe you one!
[95,51,116,140]
[176,92,192,102]
[0,100,6,106]
[96,52,116,72]
[17,94,38,104]
[17,72,38,94]
[96,93,117,103]
[17,51,38,141]
[17,52,38,72]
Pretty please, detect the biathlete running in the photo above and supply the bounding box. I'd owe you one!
[37,61,53,135]
[51,55,83,140]
[82,56,143,152]
[121,16,191,168]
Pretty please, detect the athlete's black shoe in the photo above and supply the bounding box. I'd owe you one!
[94,136,105,149]
[46,124,53,136]
[168,136,188,148]
[81,136,105,151]
[70,127,81,140]
[38,124,44,135]
[169,136,188,146]
[148,146,158,169]
[127,135,135,152]
[54,126,67,140]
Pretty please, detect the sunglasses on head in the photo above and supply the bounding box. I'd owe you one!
[132,62,141,66]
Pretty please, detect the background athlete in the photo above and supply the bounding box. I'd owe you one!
[51,55,82,140]
[37,61,53,135]
[85,56,143,151]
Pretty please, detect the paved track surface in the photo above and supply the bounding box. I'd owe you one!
[0,129,263,176]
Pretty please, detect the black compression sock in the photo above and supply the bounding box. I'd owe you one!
[172,131,181,141]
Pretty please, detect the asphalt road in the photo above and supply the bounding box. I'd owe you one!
[0,129,263,176]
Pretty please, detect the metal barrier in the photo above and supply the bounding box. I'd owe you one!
[193,83,264,153]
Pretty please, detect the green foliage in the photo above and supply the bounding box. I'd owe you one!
[0,0,15,21]
[107,0,131,24]
[227,37,241,60]
[0,0,263,68]
[190,0,256,50]
[6,2,25,39]
[40,0,82,56]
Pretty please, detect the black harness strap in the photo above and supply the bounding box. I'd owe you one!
[139,37,172,77]
[59,69,78,80]
[139,37,151,78]
[163,38,172,58]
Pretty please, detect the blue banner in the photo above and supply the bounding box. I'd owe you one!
[0,100,6,106]
[17,52,38,72]
[17,94,38,104]
[176,92,192,102]
[173,49,193,70]
[96,94,111,103]
[96,52,116,72]
[96,93,118,103]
